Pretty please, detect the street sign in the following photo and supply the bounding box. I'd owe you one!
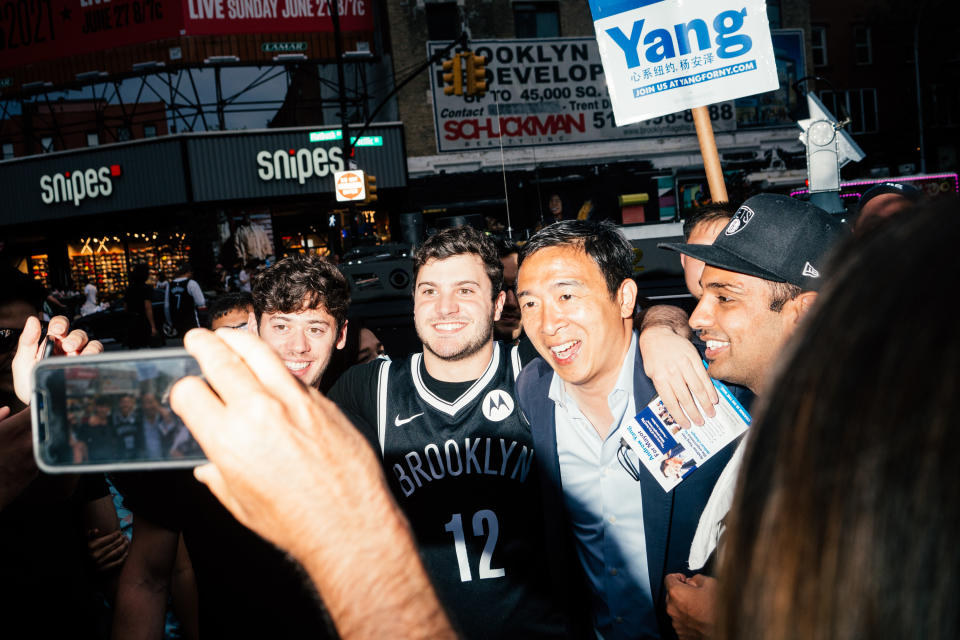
[589,0,779,125]
[335,170,366,202]
[309,131,384,146]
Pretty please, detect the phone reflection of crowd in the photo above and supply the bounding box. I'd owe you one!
[69,391,197,464]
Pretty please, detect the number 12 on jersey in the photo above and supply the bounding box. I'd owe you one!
[443,510,505,582]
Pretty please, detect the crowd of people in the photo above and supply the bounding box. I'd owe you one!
[65,392,198,464]
[1,181,957,640]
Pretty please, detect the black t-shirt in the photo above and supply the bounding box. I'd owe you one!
[0,474,111,639]
[124,283,152,318]
[420,363,474,403]
[329,344,570,639]
[113,471,337,639]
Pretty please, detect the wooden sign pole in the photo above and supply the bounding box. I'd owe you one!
[691,105,729,203]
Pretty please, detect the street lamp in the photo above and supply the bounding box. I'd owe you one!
[797,93,865,213]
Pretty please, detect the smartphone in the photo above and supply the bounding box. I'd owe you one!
[31,348,206,473]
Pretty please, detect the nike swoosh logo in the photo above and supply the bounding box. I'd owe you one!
[394,413,424,427]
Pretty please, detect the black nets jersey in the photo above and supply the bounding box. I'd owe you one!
[329,342,568,639]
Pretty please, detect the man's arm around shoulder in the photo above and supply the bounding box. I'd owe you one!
[637,305,718,428]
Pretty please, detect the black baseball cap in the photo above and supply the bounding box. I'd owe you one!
[659,194,847,290]
[858,182,922,210]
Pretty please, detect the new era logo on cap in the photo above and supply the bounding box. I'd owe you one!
[658,194,848,290]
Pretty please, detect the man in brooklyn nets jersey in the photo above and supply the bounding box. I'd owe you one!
[329,226,579,638]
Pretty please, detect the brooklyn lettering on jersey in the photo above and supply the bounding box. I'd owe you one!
[393,437,534,498]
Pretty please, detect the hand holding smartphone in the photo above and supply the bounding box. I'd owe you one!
[11,315,104,407]
[32,348,206,472]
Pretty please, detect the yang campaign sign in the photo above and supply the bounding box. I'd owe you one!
[590,0,779,125]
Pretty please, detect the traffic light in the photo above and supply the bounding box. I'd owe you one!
[364,173,378,204]
[465,53,487,97]
[442,53,463,96]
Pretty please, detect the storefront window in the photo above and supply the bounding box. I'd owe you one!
[30,255,51,288]
[69,237,129,297]
[68,233,190,298]
[128,233,191,283]
[280,233,333,257]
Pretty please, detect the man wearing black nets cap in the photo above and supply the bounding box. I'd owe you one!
[661,194,847,395]
[655,193,847,639]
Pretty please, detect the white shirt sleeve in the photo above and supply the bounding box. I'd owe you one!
[187,279,206,308]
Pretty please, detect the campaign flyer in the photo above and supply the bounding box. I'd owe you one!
[621,379,750,492]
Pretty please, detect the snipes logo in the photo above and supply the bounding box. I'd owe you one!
[256,146,344,185]
[40,165,120,207]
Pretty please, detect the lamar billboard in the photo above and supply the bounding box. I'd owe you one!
[0,0,373,70]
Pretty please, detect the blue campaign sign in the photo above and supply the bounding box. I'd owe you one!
[589,0,779,125]
[587,0,665,21]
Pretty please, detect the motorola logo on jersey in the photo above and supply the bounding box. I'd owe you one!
[482,390,515,422]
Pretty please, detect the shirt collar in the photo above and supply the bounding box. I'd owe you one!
[613,330,638,399]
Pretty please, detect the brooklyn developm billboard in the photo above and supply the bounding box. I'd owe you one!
[427,37,735,152]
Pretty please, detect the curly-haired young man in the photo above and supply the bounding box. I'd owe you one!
[113,254,349,640]
[250,254,350,388]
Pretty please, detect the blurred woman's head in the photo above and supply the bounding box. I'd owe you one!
[718,199,960,640]
[130,263,151,285]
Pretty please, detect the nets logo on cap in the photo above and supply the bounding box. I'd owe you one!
[725,205,755,236]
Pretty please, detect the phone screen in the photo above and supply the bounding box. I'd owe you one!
[32,348,206,472]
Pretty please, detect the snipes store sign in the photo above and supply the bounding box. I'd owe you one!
[40,164,122,207]
[0,126,406,226]
[0,141,187,226]
[187,125,406,202]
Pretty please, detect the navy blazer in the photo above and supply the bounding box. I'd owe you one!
[517,354,738,639]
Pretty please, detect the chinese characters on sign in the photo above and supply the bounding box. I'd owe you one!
[588,0,779,125]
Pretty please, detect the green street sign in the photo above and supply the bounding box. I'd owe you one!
[308,131,384,147]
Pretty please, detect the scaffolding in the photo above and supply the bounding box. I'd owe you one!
[0,59,383,156]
